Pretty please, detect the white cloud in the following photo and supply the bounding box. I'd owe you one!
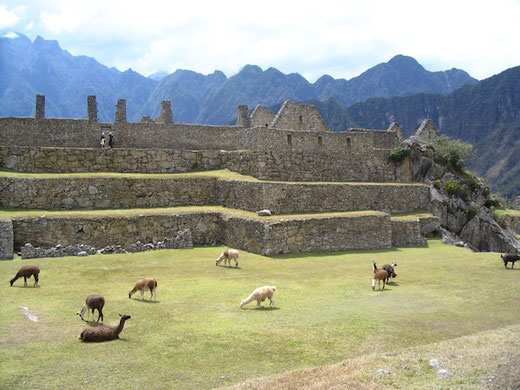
[3,0,520,81]
[0,4,25,29]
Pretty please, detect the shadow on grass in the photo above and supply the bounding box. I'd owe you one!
[273,244,432,260]
[216,265,242,270]
[82,320,104,327]
[241,306,281,311]
[130,298,160,304]
[9,285,40,288]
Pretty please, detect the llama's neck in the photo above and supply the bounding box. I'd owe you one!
[115,318,127,334]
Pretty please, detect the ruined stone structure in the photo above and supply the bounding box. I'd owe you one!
[115,99,127,123]
[0,95,440,259]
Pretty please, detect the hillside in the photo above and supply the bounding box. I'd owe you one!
[0,33,157,122]
[309,66,520,198]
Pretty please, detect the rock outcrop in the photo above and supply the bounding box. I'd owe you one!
[401,125,520,253]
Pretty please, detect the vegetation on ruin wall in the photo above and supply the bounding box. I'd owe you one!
[1,240,519,389]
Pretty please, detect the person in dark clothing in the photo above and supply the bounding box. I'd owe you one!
[108,132,114,148]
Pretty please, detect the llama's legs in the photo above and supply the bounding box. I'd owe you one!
[256,300,262,308]
[34,274,39,286]
[269,297,274,307]
[23,276,27,286]
[140,290,144,300]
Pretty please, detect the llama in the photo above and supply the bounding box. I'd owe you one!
[77,295,105,323]
[79,314,131,342]
[10,265,40,287]
[501,253,520,269]
[240,286,276,309]
[128,278,157,300]
[215,249,239,267]
[382,262,397,284]
[372,261,389,291]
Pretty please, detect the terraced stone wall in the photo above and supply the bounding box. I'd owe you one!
[1,146,403,182]
[12,213,221,251]
[0,220,13,259]
[217,180,430,214]
[237,127,399,153]
[0,118,242,150]
[391,219,427,246]
[1,177,218,210]
[1,175,430,213]
[223,149,397,182]
[218,212,392,255]
[0,146,222,174]
[11,211,393,256]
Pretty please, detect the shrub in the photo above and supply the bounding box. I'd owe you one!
[444,179,461,195]
[433,179,442,189]
[467,204,481,219]
[389,146,411,163]
[433,135,474,173]
[444,179,469,200]
[463,172,480,192]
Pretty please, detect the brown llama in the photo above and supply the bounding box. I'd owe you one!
[372,261,389,290]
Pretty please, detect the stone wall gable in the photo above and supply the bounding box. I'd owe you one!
[271,100,331,132]
[250,105,275,128]
[387,122,405,143]
[415,119,440,143]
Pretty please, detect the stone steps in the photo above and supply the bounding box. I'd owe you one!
[0,171,430,214]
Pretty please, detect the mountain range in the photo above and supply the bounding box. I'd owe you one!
[0,33,475,124]
[0,33,518,198]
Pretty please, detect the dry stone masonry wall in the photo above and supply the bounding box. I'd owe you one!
[0,97,445,258]
[0,175,430,213]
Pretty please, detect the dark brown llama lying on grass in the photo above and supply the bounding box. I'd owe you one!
[79,314,131,342]
[10,265,40,287]
[372,261,388,291]
[501,253,520,269]
[77,295,105,323]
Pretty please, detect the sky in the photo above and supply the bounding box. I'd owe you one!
[1,0,520,82]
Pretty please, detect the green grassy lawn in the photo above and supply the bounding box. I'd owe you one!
[1,239,519,389]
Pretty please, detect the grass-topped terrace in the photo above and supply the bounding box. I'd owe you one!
[0,206,388,222]
[1,239,519,389]
[0,168,428,186]
[494,208,520,217]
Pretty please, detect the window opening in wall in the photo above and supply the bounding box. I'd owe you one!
[299,115,303,124]
[347,137,351,148]
[287,134,292,145]
[318,136,322,146]
[265,123,268,128]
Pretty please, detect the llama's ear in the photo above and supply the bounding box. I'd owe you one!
[119,314,122,317]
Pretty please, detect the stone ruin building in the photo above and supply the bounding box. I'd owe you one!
[0,95,442,259]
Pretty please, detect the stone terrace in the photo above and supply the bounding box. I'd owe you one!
[0,98,438,259]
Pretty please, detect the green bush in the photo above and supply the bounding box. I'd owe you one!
[444,179,461,195]
[433,135,474,173]
[389,147,411,163]
[467,204,481,219]
[444,179,469,200]
[433,179,442,189]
